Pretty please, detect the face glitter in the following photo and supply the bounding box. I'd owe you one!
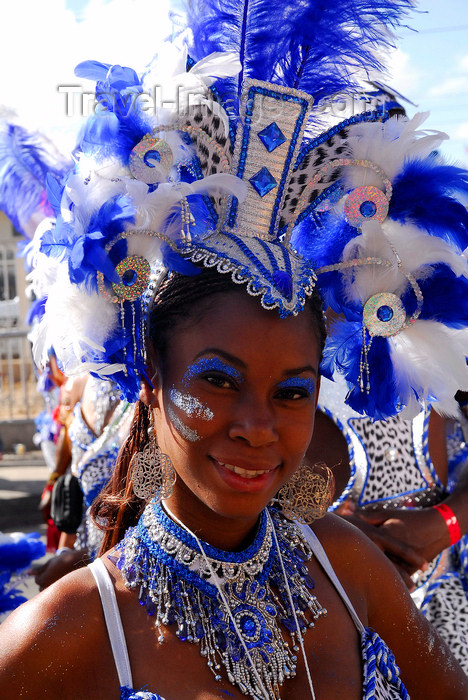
[168,405,200,442]
[183,357,243,385]
[169,387,214,421]
[276,377,315,395]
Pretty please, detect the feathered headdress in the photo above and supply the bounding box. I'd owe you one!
[29,0,468,420]
[0,119,71,238]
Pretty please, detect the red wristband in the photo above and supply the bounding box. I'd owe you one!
[433,503,461,546]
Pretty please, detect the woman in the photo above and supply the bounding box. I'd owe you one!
[1,269,467,699]
[3,0,468,696]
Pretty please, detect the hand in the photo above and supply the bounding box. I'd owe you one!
[359,507,450,567]
[31,549,89,590]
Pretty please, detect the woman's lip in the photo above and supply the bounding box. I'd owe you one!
[210,457,279,492]
[211,458,278,477]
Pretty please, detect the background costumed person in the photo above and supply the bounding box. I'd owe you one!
[2,0,468,698]
[303,85,468,671]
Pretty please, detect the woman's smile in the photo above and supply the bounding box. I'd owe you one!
[210,456,280,492]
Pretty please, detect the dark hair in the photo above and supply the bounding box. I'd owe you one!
[92,269,327,553]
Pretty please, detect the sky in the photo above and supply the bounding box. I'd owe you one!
[0,0,467,162]
[389,0,468,164]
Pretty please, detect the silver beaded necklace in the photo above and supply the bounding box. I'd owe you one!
[115,501,326,699]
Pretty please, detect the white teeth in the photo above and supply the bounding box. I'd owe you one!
[219,462,273,478]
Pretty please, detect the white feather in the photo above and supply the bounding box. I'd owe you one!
[33,265,119,377]
[339,219,468,305]
[389,320,468,418]
[344,113,448,185]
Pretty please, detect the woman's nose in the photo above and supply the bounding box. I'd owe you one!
[228,393,279,447]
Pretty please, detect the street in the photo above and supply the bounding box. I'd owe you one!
[0,450,50,608]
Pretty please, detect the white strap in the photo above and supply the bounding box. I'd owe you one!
[297,522,365,633]
[89,558,133,688]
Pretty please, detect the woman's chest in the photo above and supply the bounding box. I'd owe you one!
[121,570,364,700]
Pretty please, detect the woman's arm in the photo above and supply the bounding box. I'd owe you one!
[315,514,468,698]
[0,568,115,699]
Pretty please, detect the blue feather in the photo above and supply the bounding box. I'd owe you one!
[25,297,47,326]
[45,173,65,217]
[403,263,468,329]
[161,245,202,276]
[321,319,401,419]
[0,533,45,615]
[0,123,70,236]
[0,533,45,572]
[75,61,149,165]
[389,159,468,250]
[187,0,412,115]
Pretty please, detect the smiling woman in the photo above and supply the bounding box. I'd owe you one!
[3,0,468,697]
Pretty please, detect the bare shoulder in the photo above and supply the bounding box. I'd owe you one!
[311,512,384,570]
[310,513,468,697]
[0,565,116,699]
[311,512,421,609]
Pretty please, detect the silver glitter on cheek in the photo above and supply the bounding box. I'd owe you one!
[169,387,214,421]
[168,405,200,442]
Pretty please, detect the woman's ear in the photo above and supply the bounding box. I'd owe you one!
[139,376,159,407]
[140,344,162,408]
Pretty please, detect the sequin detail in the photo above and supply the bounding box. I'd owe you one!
[129,135,173,183]
[112,256,151,302]
[363,293,406,338]
[344,185,389,228]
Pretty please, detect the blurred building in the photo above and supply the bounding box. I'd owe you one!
[0,212,41,447]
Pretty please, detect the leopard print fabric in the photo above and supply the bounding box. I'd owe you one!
[319,376,468,672]
[279,126,349,228]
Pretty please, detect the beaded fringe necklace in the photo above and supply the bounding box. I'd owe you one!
[115,502,326,700]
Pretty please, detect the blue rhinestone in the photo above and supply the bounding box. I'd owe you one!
[178,623,189,642]
[145,597,156,616]
[282,617,296,632]
[215,629,227,651]
[376,305,394,322]
[143,149,161,167]
[126,564,136,582]
[257,123,286,152]
[122,269,137,287]
[249,167,277,197]
[360,200,377,218]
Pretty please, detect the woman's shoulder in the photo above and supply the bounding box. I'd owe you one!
[0,564,117,699]
[311,512,379,559]
[308,512,402,596]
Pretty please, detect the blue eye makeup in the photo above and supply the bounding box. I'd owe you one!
[183,357,243,384]
[276,377,315,395]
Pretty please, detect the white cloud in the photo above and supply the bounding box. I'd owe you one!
[454,122,468,140]
[429,75,468,97]
[386,48,420,96]
[459,53,468,72]
[0,0,177,151]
